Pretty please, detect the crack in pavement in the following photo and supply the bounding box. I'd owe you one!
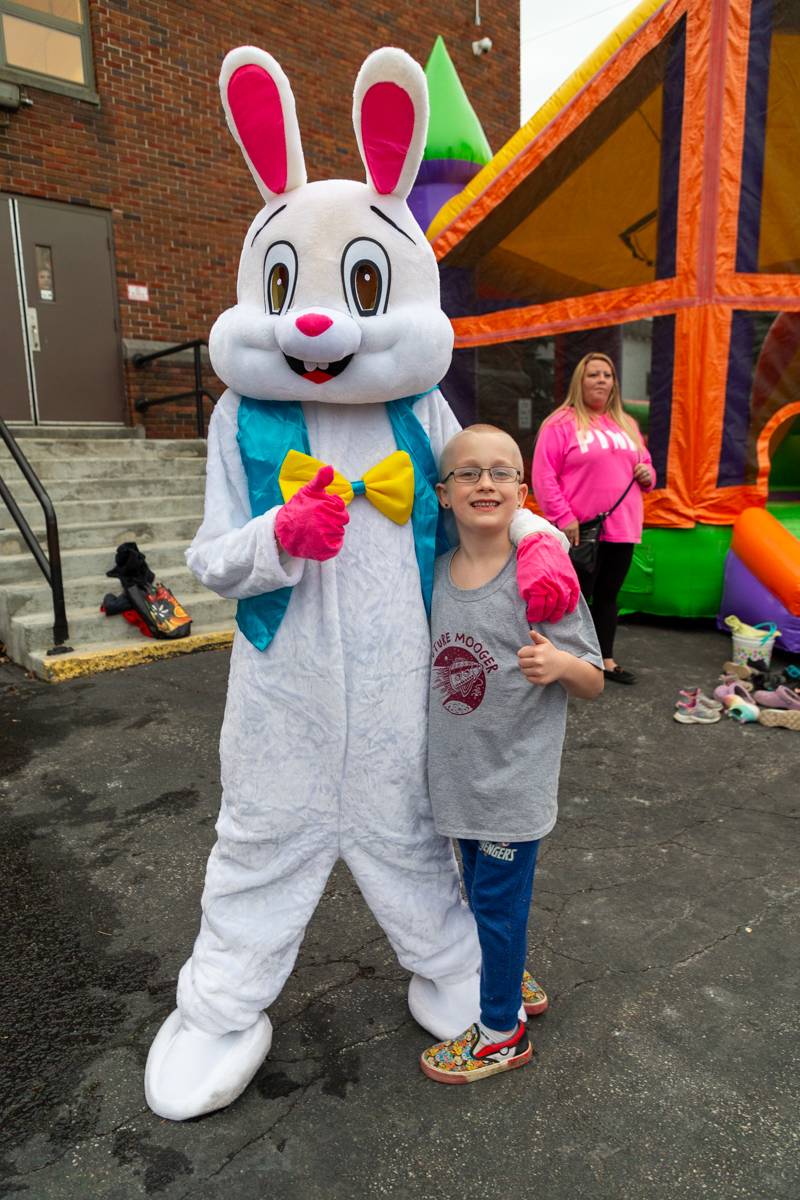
[269,1016,413,1066]
[540,859,784,918]
[540,888,800,1000]
[718,803,800,823]
[173,1018,413,1198]
[273,966,404,1033]
[298,932,387,971]
[8,1106,150,1181]
[538,941,599,969]
[173,1096,302,1199]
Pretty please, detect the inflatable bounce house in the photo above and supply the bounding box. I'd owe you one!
[415,0,800,652]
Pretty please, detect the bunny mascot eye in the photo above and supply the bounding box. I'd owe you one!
[262,240,297,314]
[341,238,390,316]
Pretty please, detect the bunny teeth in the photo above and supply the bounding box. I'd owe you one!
[284,352,354,382]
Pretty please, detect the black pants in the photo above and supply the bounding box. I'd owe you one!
[575,541,634,660]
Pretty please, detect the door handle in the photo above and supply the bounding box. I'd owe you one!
[26,305,41,352]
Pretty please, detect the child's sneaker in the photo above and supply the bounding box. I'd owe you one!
[420,1021,531,1085]
[521,969,549,1015]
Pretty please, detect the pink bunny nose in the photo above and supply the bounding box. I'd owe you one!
[295,313,333,337]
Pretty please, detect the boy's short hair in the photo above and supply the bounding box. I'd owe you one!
[440,425,524,479]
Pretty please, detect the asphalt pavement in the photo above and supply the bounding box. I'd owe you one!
[1,621,798,1200]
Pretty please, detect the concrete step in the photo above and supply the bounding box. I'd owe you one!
[4,493,204,527]
[0,430,224,680]
[0,437,206,460]
[0,455,207,483]
[0,563,201,620]
[0,513,204,555]
[0,539,193,584]
[25,621,234,682]
[11,592,237,656]
[21,474,206,502]
[4,424,143,439]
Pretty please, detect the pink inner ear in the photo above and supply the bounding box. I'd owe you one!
[227,64,287,194]
[360,82,415,195]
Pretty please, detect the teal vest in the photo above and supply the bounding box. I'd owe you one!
[236,392,449,651]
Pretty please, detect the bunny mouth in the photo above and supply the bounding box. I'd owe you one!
[284,353,354,384]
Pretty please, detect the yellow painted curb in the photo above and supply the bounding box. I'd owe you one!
[39,629,234,682]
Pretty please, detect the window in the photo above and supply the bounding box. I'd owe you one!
[0,0,96,100]
[736,1,800,273]
[719,310,800,487]
[441,316,675,487]
[440,18,686,316]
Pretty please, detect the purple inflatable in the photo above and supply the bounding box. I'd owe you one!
[717,550,800,654]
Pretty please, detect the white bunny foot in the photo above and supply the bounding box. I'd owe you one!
[145,1009,272,1121]
[408,972,481,1040]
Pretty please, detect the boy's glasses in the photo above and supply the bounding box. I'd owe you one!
[441,466,521,485]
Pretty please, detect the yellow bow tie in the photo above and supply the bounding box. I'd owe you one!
[278,449,415,525]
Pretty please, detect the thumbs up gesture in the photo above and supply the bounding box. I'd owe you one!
[274,465,349,561]
[517,628,565,686]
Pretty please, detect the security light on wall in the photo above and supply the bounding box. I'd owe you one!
[0,81,21,109]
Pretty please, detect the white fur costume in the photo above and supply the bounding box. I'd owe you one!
[145,46,565,1120]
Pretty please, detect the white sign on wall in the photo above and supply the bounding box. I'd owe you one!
[518,397,533,431]
[127,284,149,302]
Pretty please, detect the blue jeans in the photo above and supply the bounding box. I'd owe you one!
[459,838,540,1031]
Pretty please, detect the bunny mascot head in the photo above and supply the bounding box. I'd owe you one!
[145,45,575,1122]
[209,46,453,406]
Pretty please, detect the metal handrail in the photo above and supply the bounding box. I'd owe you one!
[133,339,217,438]
[0,416,71,654]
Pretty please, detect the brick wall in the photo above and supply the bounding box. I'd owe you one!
[0,0,519,436]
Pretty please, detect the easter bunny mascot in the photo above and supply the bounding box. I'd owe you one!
[145,46,578,1121]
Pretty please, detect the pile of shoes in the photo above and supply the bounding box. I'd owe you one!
[673,660,800,729]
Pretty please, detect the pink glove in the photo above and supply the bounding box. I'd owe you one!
[516,532,580,624]
[274,465,349,561]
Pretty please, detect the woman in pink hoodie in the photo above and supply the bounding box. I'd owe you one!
[532,353,654,685]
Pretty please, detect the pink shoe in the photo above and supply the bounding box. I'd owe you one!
[673,703,721,724]
[677,688,722,711]
[714,680,755,704]
[717,672,754,690]
[752,686,800,709]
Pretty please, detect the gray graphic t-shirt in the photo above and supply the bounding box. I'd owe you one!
[427,549,603,842]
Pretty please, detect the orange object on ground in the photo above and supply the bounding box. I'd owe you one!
[731,507,800,616]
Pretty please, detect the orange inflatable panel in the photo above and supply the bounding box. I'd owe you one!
[731,507,800,617]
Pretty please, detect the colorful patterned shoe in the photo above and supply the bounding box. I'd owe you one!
[420,1021,532,1085]
[725,696,760,723]
[521,970,549,1016]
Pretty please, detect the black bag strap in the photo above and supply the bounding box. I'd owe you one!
[599,475,637,520]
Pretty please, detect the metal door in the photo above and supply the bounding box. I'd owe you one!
[0,196,34,421]
[1,196,125,424]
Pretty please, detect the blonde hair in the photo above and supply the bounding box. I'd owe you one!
[543,352,643,446]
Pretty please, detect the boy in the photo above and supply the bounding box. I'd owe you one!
[421,425,604,1084]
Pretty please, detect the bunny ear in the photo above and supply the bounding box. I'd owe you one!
[220,47,306,201]
[353,48,428,200]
